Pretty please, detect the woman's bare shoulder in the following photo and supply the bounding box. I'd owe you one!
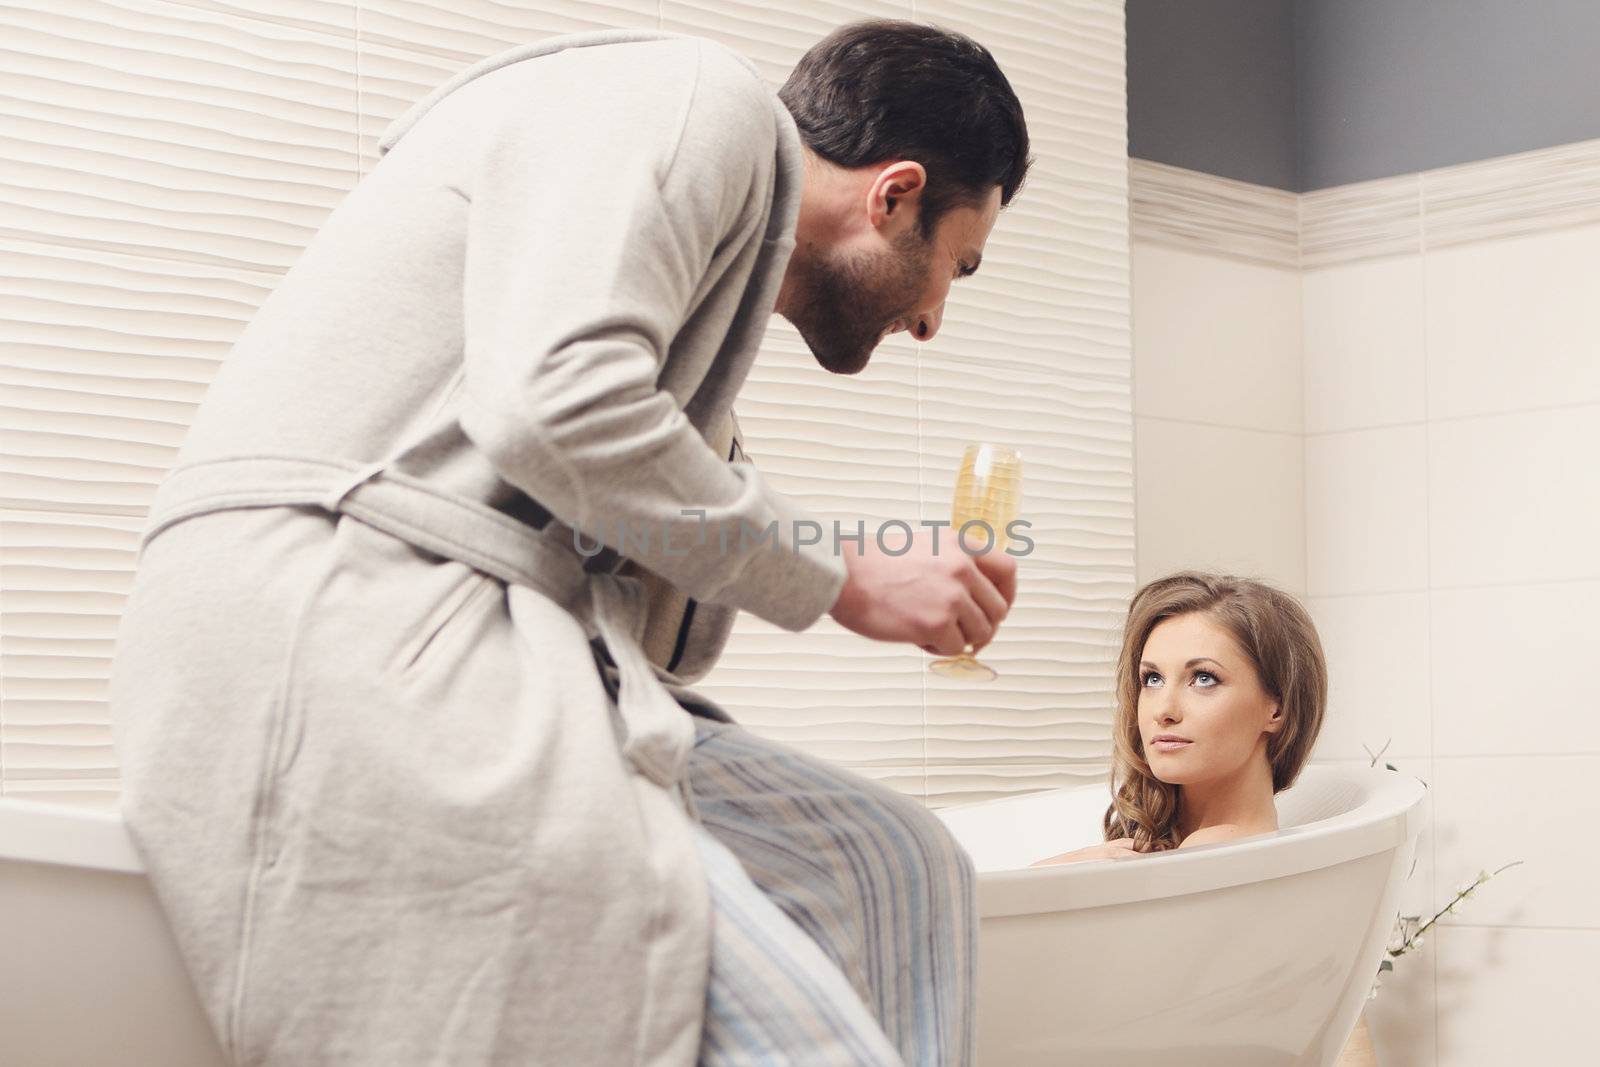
[1177,823,1273,849]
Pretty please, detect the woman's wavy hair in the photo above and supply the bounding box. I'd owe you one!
[1103,572,1328,852]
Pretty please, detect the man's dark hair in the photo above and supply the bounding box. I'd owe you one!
[780,19,1032,237]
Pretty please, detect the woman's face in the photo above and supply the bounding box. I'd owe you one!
[1136,612,1281,786]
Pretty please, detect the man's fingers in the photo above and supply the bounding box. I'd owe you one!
[972,548,1018,608]
[927,619,967,657]
[960,564,1009,637]
[954,591,994,651]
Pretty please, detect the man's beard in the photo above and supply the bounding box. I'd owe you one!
[783,228,934,375]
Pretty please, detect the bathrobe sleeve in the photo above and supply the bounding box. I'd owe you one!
[456,40,845,633]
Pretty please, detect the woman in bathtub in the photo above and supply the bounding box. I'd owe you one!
[1035,571,1327,865]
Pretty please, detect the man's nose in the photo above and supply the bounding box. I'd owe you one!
[910,303,944,343]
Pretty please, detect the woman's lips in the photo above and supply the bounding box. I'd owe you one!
[1150,737,1193,752]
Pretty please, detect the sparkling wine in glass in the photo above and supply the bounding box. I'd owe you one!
[928,442,1022,682]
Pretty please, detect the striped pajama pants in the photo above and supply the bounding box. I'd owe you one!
[685,717,976,1067]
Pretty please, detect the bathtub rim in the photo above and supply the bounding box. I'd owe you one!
[0,797,144,875]
[949,765,1426,919]
[3,765,1428,910]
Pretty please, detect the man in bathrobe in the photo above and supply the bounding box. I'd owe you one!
[109,19,1030,1067]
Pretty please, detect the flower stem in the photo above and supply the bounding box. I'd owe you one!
[1388,861,1523,960]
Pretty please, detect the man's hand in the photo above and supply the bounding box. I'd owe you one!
[827,533,1017,655]
[1029,838,1140,866]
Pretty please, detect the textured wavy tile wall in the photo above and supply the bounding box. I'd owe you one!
[0,0,1134,811]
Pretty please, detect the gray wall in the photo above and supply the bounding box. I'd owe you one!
[1128,0,1600,192]
[1126,0,1298,189]
[1296,0,1600,189]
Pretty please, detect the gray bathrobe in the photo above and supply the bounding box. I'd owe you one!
[109,29,846,1066]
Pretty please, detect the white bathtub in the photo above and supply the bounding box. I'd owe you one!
[935,764,1427,1066]
[0,796,227,1066]
[1,763,1422,1066]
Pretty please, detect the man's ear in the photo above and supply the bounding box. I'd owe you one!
[867,161,928,235]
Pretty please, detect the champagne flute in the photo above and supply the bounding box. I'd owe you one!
[928,442,1023,682]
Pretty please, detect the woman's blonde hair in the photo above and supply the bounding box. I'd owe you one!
[1103,572,1328,852]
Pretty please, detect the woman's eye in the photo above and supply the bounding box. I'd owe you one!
[1194,671,1218,687]
[1141,672,1163,688]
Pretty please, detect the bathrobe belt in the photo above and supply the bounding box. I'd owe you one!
[137,452,696,794]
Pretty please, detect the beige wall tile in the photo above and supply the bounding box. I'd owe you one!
[1307,592,1431,762]
[1133,242,1303,434]
[1306,425,1429,597]
[1431,581,1600,758]
[1302,255,1427,433]
[1136,416,1306,594]
[1435,926,1600,1066]
[1432,756,1596,929]
[1424,223,1600,419]
[1429,405,1600,588]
